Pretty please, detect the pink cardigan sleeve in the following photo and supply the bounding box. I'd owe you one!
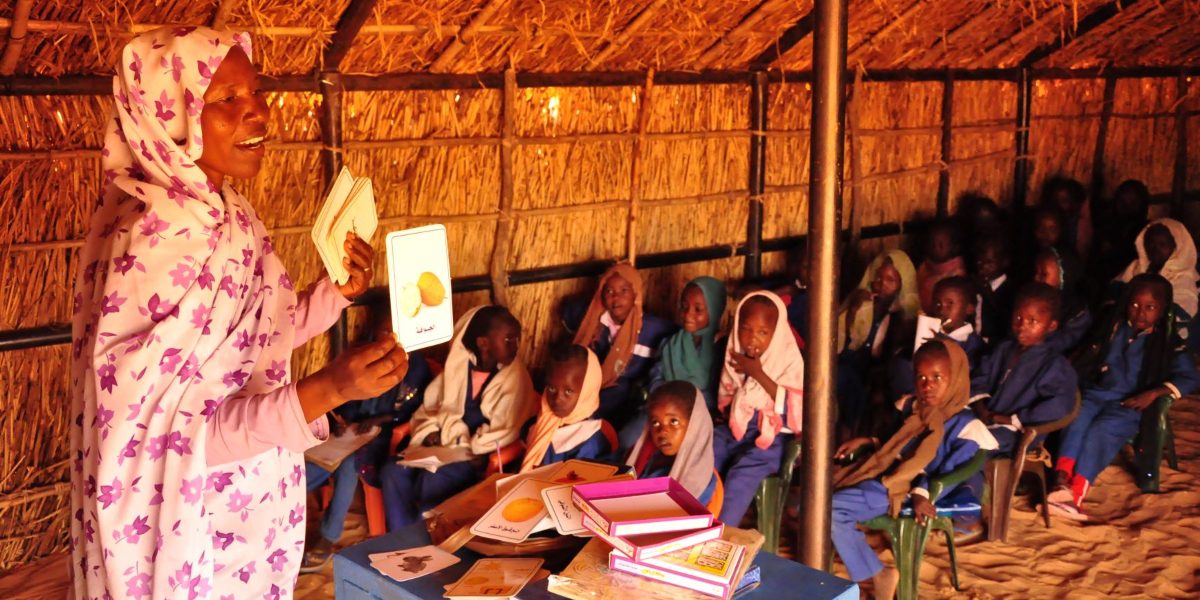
[206,277,349,466]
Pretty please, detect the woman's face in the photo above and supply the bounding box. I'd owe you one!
[602,274,636,325]
[678,285,709,334]
[545,359,587,417]
[196,46,269,188]
[871,260,902,302]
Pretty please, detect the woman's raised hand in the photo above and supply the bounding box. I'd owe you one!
[298,335,408,421]
[337,232,375,301]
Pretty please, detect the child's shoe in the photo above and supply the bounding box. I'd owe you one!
[1045,485,1073,506]
[1046,500,1089,522]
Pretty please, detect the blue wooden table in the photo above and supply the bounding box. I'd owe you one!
[334,523,858,599]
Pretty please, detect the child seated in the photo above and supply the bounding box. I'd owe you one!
[776,243,810,343]
[890,276,984,398]
[563,264,676,436]
[1032,247,1091,354]
[714,291,804,525]
[520,345,613,471]
[1091,179,1149,283]
[1040,176,1092,261]
[972,234,1015,346]
[1049,274,1200,521]
[379,306,536,530]
[1115,219,1198,319]
[970,283,1078,455]
[627,381,717,506]
[837,250,919,435]
[648,276,727,413]
[831,340,997,599]
[303,314,434,569]
[916,219,967,316]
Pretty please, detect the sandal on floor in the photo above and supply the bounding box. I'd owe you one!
[1044,501,1089,522]
[299,547,334,574]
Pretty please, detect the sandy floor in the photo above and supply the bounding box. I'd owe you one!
[5,397,1198,599]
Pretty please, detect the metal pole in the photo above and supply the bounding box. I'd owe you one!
[800,0,847,570]
[319,70,349,357]
[745,70,768,279]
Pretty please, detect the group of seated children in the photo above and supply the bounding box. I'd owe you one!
[302,177,1200,596]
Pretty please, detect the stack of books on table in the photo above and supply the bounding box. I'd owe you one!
[561,477,761,599]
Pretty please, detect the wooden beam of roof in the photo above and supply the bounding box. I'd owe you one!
[323,0,380,71]
[1035,0,1157,67]
[0,0,33,75]
[694,0,792,69]
[973,4,1067,67]
[1019,0,1143,67]
[846,0,929,60]
[747,8,815,68]
[429,0,509,73]
[590,0,670,67]
[210,0,241,29]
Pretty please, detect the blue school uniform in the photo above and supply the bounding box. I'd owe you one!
[562,297,677,425]
[1059,321,1200,482]
[836,310,891,433]
[832,400,995,582]
[1045,308,1093,354]
[305,352,432,542]
[540,420,614,465]
[970,340,1078,454]
[641,454,717,506]
[713,418,785,526]
[889,330,984,399]
[379,367,493,531]
[978,275,1015,345]
[785,287,810,344]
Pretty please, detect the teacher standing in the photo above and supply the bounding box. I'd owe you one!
[69,27,408,599]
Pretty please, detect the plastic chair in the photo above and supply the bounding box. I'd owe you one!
[706,470,725,516]
[861,449,989,600]
[1131,394,1178,493]
[984,390,1080,542]
[754,435,801,555]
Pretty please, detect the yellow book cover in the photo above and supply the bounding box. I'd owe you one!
[649,539,742,583]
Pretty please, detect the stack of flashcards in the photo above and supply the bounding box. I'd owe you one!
[443,557,543,600]
[470,459,623,543]
[312,166,378,285]
[386,224,454,351]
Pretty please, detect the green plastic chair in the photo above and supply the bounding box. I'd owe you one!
[1131,394,1178,493]
[754,435,802,555]
[860,449,989,600]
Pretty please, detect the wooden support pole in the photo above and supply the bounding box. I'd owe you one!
[745,71,768,279]
[490,68,517,306]
[590,0,669,67]
[1013,68,1033,208]
[318,71,348,357]
[324,0,381,70]
[1091,77,1116,207]
[0,0,33,75]
[937,71,954,217]
[627,70,654,263]
[429,0,508,73]
[1173,73,1189,208]
[210,0,241,29]
[801,0,847,571]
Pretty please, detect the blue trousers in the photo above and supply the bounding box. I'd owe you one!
[713,422,783,526]
[305,457,360,543]
[831,480,891,582]
[379,460,481,531]
[1058,395,1141,482]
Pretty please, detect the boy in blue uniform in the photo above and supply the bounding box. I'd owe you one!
[1049,274,1200,521]
[970,283,1078,455]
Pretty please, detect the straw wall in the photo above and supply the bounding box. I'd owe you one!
[1100,77,1181,199]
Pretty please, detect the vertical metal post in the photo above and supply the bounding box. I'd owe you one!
[745,71,768,279]
[319,71,348,357]
[1013,68,1034,208]
[800,0,847,570]
[936,72,954,217]
[1173,73,1189,209]
[490,68,516,306]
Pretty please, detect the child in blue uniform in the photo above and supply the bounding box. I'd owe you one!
[831,340,997,599]
[627,381,717,506]
[1033,246,1092,354]
[379,306,536,530]
[648,276,727,413]
[521,345,613,471]
[714,291,805,526]
[890,276,984,398]
[970,283,1078,455]
[972,234,1015,347]
[563,264,676,442]
[1049,274,1200,521]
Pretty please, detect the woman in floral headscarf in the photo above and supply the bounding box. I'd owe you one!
[70,27,408,599]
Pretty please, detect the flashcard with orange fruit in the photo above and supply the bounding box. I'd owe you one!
[385,224,454,351]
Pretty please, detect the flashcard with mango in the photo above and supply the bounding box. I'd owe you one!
[385,225,454,351]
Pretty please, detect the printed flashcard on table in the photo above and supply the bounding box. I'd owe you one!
[369,544,459,583]
[542,472,636,536]
[385,225,454,352]
[494,459,620,499]
[312,166,378,285]
[444,557,544,599]
[471,478,557,544]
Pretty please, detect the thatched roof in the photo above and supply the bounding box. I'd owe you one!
[2,0,1198,78]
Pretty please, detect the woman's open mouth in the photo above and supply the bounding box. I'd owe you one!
[234,135,266,154]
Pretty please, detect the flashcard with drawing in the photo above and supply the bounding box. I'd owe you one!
[368,544,459,582]
[444,557,544,599]
[545,459,619,486]
[470,479,556,543]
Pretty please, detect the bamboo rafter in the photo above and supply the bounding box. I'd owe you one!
[589,0,670,67]
[695,0,792,69]
[428,0,510,73]
[0,0,33,75]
